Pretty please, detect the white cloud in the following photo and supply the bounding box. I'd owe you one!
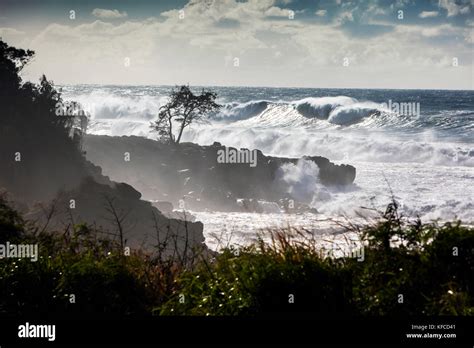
[396,23,462,37]
[11,0,472,89]
[92,8,128,20]
[0,27,28,47]
[366,4,386,15]
[419,11,439,18]
[336,11,354,24]
[265,7,291,17]
[315,10,327,16]
[465,30,474,43]
[421,26,446,37]
[438,0,471,17]
[0,27,25,41]
[0,27,25,36]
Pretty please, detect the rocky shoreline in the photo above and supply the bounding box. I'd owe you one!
[2,128,356,257]
[84,135,356,213]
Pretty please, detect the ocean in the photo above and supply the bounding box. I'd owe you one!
[59,85,474,249]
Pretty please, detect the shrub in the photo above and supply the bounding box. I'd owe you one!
[0,199,472,317]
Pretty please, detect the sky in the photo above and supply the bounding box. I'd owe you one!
[0,0,473,89]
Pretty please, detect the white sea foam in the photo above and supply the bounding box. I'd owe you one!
[183,125,474,167]
[67,91,165,120]
[214,100,270,121]
[276,159,331,205]
[327,102,387,125]
[64,85,474,234]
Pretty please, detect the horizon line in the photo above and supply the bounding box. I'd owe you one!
[53,82,474,92]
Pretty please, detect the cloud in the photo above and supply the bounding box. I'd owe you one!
[438,0,471,17]
[396,23,462,37]
[92,8,128,20]
[366,4,386,15]
[215,17,240,29]
[336,11,354,24]
[420,28,442,37]
[0,27,28,47]
[265,6,291,17]
[0,27,25,37]
[12,0,473,89]
[465,30,474,43]
[315,10,327,17]
[419,11,439,18]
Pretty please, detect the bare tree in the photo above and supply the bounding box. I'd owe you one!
[151,85,221,144]
[103,195,132,253]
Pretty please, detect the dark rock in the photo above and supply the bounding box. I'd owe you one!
[25,176,206,257]
[116,182,142,201]
[152,200,174,213]
[83,135,357,212]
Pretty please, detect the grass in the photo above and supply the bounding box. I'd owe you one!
[0,195,472,317]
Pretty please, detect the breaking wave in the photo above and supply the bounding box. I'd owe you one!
[212,100,270,121]
[60,87,473,136]
[183,126,474,167]
[64,90,166,120]
[215,96,403,128]
[294,96,356,119]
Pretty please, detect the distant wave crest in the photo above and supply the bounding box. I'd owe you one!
[64,89,473,137]
[215,96,392,127]
[212,100,270,121]
[65,91,165,120]
[294,96,356,119]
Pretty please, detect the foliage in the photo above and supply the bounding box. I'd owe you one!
[0,191,473,318]
[0,39,89,203]
[0,194,25,243]
[0,221,159,318]
[1,198,473,317]
[160,204,474,317]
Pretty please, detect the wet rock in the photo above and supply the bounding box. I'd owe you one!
[83,135,357,212]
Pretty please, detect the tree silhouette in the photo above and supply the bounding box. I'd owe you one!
[151,85,221,144]
[0,38,34,92]
[0,38,89,202]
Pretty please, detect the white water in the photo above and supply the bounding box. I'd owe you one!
[61,86,474,249]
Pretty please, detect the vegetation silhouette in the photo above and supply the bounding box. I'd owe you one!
[151,85,221,144]
[0,194,472,318]
[0,39,89,203]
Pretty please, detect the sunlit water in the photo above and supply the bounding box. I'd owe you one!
[61,85,474,248]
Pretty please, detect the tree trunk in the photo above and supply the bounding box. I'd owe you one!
[168,112,174,143]
[176,117,187,144]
